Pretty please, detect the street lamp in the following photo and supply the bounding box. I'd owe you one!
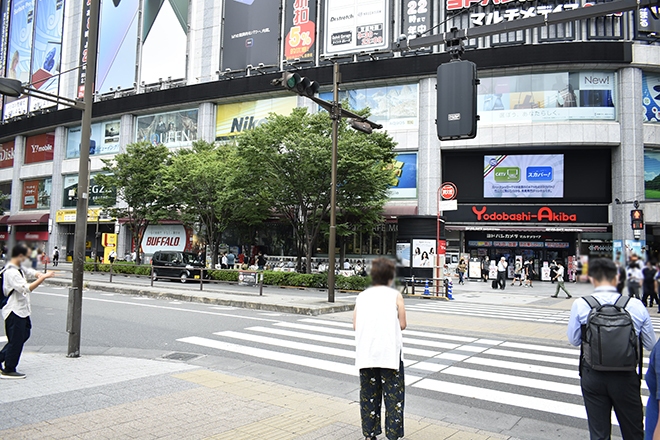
[0,0,100,358]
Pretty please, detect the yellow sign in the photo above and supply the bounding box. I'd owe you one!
[55,208,113,223]
[215,97,297,140]
[102,233,118,247]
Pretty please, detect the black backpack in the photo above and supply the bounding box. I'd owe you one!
[581,295,642,376]
[0,266,12,309]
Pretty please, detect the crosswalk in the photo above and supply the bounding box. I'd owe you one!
[405,300,660,333]
[177,317,652,427]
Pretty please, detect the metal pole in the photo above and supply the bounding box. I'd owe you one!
[67,0,100,358]
[94,214,100,270]
[327,63,340,303]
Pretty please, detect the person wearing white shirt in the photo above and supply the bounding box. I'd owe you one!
[0,245,54,379]
[627,256,644,299]
[496,257,508,290]
[567,258,656,440]
[354,258,407,440]
[343,259,351,270]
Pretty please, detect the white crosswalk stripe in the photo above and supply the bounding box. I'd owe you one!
[177,318,651,426]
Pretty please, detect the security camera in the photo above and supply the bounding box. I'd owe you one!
[398,34,407,42]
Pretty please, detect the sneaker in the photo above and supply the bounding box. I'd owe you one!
[1,370,26,379]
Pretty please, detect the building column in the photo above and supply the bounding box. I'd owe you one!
[49,127,67,259]
[418,77,441,216]
[197,102,216,143]
[8,136,25,249]
[612,67,645,246]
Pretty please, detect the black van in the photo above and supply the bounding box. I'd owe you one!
[150,251,206,283]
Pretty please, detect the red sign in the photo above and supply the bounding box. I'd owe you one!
[24,132,55,164]
[0,233,7,241]
[471,206,578,222]
[15,231,49,241]
[22,180,40,210]
[438,240,447,255]
[284,0,316,62]
[441,182,458,200]
[0,140,14,169]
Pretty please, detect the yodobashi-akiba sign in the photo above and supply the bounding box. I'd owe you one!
[141,224,191,255]
[444,205,609,224]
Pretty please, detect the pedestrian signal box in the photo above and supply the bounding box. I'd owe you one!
[436,60,478,141]
[631,209,644,230]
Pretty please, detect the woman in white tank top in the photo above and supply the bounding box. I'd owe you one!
[353,258,407,440]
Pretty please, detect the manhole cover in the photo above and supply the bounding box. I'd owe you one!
[162,352,200,362]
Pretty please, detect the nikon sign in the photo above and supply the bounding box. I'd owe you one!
[215,96,297,141]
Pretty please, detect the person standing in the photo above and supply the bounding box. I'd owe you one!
[524,259,535,288]
[567,258,656,440]
[627,256,644,299]
[481,256,490,283]
[457,259,467,285]
[52,246,59,267]
[108,250,117,264]
[643,260,659,308]
[646,338,660,439]
[511,259,523,287]
[257,252,266,271]
[0,245,55,379]
[550,260,558,284]
[496,257,508,290]
[226,251,235,269]
[551,262,572,298]
[354,258,407,440]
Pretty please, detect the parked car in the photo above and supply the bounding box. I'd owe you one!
[150,251,206,283]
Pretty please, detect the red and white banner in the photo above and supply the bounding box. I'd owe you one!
[140,224,191,255]
[15,231,49,241]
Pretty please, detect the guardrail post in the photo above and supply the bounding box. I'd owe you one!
[150,266,154,287]
[200,268,204,291]
[109,263,113,283]
[44,259,48,273]
[259,272,264,296]
[412,275,415,295]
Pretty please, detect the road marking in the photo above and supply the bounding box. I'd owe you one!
[500,341,579,356]
[464,357,579,379]
[33,292,281,322]
[216,331,356,359]
[0,336,6,343]
[483,348,579,366]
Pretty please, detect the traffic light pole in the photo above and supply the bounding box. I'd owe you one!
[327,63,341,303]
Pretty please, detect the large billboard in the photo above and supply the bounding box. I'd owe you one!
[323,0,390,56]
[97,0,139,94]
[388,152,417,199]
[645,149,660,199]
[221,0,281,71]
[0,140,14,168]
[478,72,616,124]
[22,177,51,210]
[637,7,660,40]
[643,72,660,123]
[0,0,11,78]
[402,0,431,40]
[24,132,54,164]
[29,0,65,112]
[484,155,565,199]
[319,84,418,132]
[141,0,188,84]
[215,97,298,140]
[66,120,121,159]
[4,0,35,119]
[62,173,116,207]
[284,0,317,63]
[136,109,198,148]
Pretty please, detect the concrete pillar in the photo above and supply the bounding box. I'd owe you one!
[49,127,67,258]
[418,77,441,216]
[197,102,216,143]
[612,67,645,245]
[8,136,25,249]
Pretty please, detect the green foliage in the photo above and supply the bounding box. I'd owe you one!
[208,270,240,282]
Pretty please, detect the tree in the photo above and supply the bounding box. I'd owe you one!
[95,141,171,264]
[237,107,396,272]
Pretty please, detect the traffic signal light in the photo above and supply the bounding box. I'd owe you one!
[436,60,478,140]
[631,209,644,230]
[279,72,320,98]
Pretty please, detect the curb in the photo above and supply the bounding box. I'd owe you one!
[45,279,355,316]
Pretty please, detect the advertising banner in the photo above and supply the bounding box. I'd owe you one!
[15,231,49,241]
[4,0,35,119]
[141,0,188,84]
[97,0,139,94]
[215,97,297,140]
[29,0,65,112]
[388,152,417,199]
[62,173,116,207]
[141,224,189,255]
[637,8,660,39]
[66,120,120,159]
[478,72,616,124]
[319,84,418,132]
[445,205,609,224]
[643,72,660,123]
[0,182,10,212]
[77,0,90,98]
[644,149,660,199]
[284,0,317,62]
[0,0,11,78]
[0,140,14,168]
[402,0,431,40]
[22,177,51,210]
[484,155,564,199]
[323,0,390,56]
[412,239,435,268]
[24,132,55,164]
[56,208,110,223]
[221,0,281,71]
[396,242,411,267]
[136,109,198,148]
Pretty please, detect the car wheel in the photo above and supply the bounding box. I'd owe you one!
[180,272,188,283]
[152,271,158,282]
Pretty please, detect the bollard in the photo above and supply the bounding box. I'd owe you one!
[150,266,154,287]
[44,260,48,274]
[259,272,264,296]
[200,268,204,291]
[423,279,430,295]
[447,279,454,300]
[411,275,416,295]
[109,263,114,283]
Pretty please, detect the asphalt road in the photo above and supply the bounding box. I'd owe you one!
[9,284,613,440]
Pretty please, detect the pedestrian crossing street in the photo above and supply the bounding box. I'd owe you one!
[178,317,652,426]
[405,300,660,334]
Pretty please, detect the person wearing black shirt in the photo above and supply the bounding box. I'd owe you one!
[642,260,659,308]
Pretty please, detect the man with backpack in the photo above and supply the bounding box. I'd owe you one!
[567,258,656,439]
[52,246,59,267]
[0,245,54,379]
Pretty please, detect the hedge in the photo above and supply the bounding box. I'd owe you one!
[84,263,371,291]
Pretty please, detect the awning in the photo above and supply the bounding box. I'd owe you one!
[7,212,50,225]
[0,215,8,225]
[383,205,418,219]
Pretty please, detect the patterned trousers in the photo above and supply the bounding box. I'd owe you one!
[359,361,405,440]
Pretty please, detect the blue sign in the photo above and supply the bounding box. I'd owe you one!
[526,167,553,182]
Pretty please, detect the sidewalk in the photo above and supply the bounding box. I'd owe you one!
[0,352,515,440]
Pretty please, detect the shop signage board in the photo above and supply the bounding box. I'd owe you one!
[141,224,190,255]
[15,231,49,241]
[238,271,258,287]
[0,140,14,168]
[215,97,298,140]
[323,0,390,56]
[55,208,112,223]
[284,0,317,63]
[402,0,431,40]
[445,204,609,224]
[24,132,55,164]
[136,109,198,148]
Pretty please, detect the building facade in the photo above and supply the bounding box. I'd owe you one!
[0,0,658,268]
